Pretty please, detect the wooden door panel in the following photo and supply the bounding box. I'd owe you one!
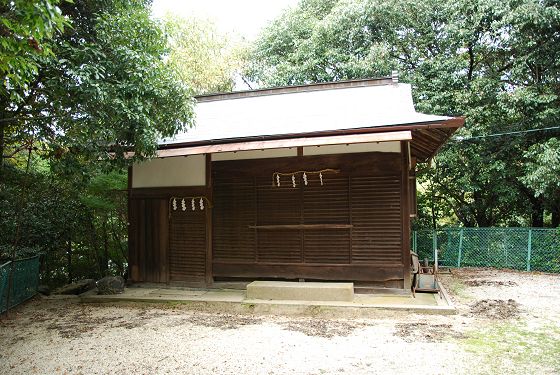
[169,209,207,283]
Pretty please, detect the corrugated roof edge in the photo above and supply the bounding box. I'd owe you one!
[195,76,395,102]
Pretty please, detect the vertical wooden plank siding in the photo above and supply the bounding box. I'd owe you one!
[158,200,169,283]
[168,208,207,284]
[128,150,412,288]
[135,198,168,283]
[128,187,208,284]
[212,152,405,286]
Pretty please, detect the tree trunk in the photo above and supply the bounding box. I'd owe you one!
[88,218,102,278]
[101,219,109,275]
[531,198,544,227]
[67,235,73,284]
[551,207,559,228]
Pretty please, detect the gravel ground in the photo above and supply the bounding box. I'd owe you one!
[1,268,559,375]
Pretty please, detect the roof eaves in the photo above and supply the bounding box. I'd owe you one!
[158,118,463,150]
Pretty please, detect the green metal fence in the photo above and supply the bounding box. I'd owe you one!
[0,255,41,314]
[412,228,560,273]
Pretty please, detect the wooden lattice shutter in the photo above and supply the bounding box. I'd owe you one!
[169,208,207,283]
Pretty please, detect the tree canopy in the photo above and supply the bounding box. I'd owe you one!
[1,0,194,172]
[164,15,246,95]
[0,0,205,285]
[246,0,560,227]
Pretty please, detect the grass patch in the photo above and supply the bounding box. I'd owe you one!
[462,321,560,374]
[447,278,469,299]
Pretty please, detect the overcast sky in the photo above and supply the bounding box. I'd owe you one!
[152,0,300,40]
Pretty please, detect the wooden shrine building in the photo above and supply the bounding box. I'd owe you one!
[128,76,464,289]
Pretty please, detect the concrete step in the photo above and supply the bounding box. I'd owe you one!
[246,281,354,302]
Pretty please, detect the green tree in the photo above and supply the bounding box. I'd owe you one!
[0,0,68,98]
[521,138,560,226]
[0,0,196,285]
[164,15,246,94]
[246,0,560,227]
[1,0,194,175]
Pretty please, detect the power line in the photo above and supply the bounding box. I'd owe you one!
[451,125,560,142]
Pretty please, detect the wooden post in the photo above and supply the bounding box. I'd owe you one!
[401,141,411,289]
[127,166,134,282]
[526,229,532,272]
[205,153,214,286]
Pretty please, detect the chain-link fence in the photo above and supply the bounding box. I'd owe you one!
[412,228,560,273]
[0,255,41,314]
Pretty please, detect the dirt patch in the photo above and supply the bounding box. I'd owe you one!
[44,305,158,338]
[394,322,463,343]
[463,280,517,287]
[281,319,366,338]
[469,299,520,319]
[177,312,262,330]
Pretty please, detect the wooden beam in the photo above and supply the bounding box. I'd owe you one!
[156,131,412,158]
[249,224,353,230]
[213,262,405,282]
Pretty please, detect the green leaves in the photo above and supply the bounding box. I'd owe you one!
[246,0,560,227]
[521,138,560,198]
[2,0,195,169]
[164,15,245,95]
[0,0,69,98]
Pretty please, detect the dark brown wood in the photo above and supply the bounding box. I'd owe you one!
[249,224,353,230]
[130,148,419,288]
[401,141,412,289]
[212,152,401,178]
[213,262,404,284]
[158,200,169,283]
[410,127,456,162]
[169,209,207,283]
[212,151,404,284]
[127,166,134,281]
[127,166,132,190]
[350,175,402,264]
[129,198,169,283]
[205,153,213,285]
[128,179,213,284]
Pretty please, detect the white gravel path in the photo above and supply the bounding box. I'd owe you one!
[1,268,559,375]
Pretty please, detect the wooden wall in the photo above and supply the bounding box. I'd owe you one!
[128,198,169,283]
[212,150,408,287]
[128,186,209,284]
[128,145,412,288]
